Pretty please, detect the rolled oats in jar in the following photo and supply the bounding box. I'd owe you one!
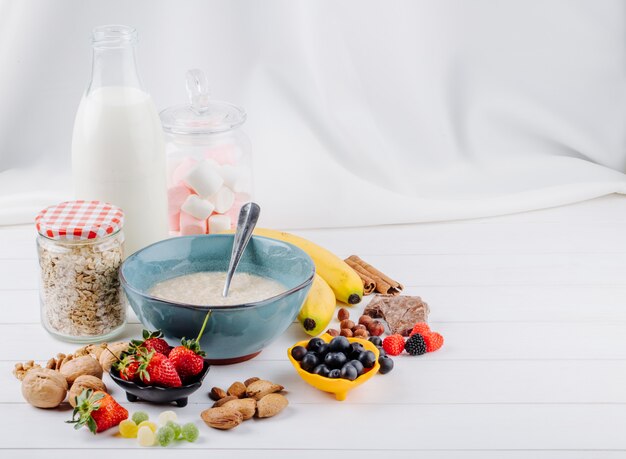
[35,200,126,342]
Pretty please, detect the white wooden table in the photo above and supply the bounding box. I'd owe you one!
[1,195,626,458]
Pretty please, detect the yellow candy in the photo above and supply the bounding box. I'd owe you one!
[137,425,156,447]
[137,421,158,433]
[118,419,138,438]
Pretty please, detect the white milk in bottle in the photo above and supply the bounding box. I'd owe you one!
[72,25,167,256]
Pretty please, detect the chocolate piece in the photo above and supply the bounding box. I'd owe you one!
[363,295,429,336]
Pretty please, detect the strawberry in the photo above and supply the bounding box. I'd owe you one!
[67,389,128,434]
[169,340,205,378]
[131,329,170,356]
[137,350,182,387]
[168,312,210,379]
[114,354,140,381]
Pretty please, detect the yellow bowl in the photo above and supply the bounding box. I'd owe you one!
[287,334,380,401]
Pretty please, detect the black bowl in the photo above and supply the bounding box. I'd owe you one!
[109,360,211,407]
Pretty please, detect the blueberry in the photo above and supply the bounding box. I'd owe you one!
[300,353,319,372]
[290,346,307,361]
[340,364,358,381]
[324,351,348,369]
[377,346,387,357]
[349,342,365,359]
[317,343,329,357]
[328,336,351,354]
[307,337,326,354]
[358,350,377,368]
[378,355,394,375]
[312,364,331,377]
[347,359,364,375]
[328,369,341,379]
[368,336,383,347]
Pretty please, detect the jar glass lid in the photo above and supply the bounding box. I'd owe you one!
[160,69,247,135]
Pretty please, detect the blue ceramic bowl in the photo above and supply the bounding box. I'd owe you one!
[120,234,315,364]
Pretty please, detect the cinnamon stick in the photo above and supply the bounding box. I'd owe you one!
[345,255,403,296]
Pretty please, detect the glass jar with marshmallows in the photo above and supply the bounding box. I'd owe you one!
[160,69,253,236]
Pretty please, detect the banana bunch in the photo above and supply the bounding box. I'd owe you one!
[223,227,363,335]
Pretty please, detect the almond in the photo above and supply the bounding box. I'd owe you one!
[201,406,243,430]
[213,395,238,408]
[245,380,284,401]
[222,398,256,420]
[209,386,227,401]
[256,393,288,418]
[227,381,247,398]
[244,377,260,387]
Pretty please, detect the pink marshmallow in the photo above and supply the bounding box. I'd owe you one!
[205,145,237,165]
[180,211,207,235]
[167,185,192,216]
[171,157,198,186]
[169,211,181,232]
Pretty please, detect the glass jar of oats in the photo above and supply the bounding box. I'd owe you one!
[35,200,126,342]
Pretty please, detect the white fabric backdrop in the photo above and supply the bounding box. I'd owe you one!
[1,0,625,228]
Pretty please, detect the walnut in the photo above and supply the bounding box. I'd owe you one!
[59,355,103,385]
[13,361,41,380]
[68,375,107,407]
[21,368,68,408]
[99,342,129,373]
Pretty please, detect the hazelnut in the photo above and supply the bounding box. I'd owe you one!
[353,329,369,338]
[337,308,350,321]
[326,329,340,337]
[21,368,68,408]
[340,328,353,337]
[359,315,373,326]
[368,320,385,336]
[340,319,355,330]
[353,324,367,332]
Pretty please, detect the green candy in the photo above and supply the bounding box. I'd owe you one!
[156,426,175,447]
[165,421,182,439]
[181,423,199,442]
[131,411,149,425]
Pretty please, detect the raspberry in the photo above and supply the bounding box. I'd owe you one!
[422,332,444,352]
[404,333,427,356]
[410,322,431,336]
[382,334,405,356]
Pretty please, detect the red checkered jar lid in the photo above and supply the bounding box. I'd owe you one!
[35,200,124,241]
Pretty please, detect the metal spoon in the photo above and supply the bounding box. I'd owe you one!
[222,202,261,297]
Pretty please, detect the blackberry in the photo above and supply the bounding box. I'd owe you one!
[405,333,427,356]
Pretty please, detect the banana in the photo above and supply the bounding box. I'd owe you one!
[298,274,336,336]
[224,227,364,305]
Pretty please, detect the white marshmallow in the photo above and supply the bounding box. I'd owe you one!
[181,194,215,220]
[180,211,207,235]
[183,160,224,198]
[208,214,232,234]
[233,178,252,194]
[211,187,235,213]
[218,164,240,189]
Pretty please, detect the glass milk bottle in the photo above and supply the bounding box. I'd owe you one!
[72,25,168,256]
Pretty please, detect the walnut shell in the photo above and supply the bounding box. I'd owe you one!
[68,375,107,407]
[256,393,288,418]
[200,406,243,430]
[59,356,103,385]
[98,342,129,373]
[21,368,68,408]
[222,398,257,420]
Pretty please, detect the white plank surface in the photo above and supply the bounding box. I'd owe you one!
[1,194,626,456]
